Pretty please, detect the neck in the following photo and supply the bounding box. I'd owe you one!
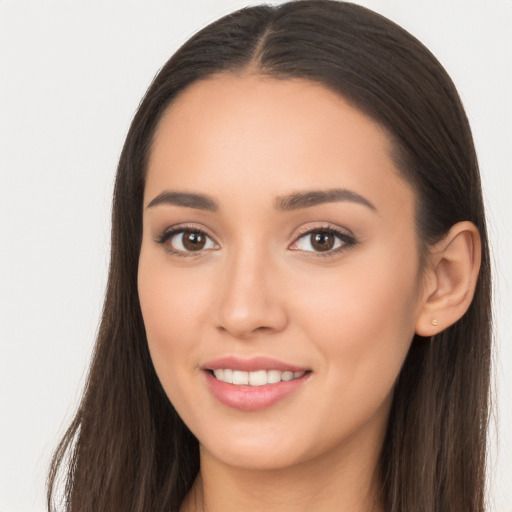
[181,427,385,512]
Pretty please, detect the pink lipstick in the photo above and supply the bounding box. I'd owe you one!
[202,356,311,411]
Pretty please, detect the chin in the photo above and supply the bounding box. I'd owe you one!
[194,418,322,471]
[203,440,307,471]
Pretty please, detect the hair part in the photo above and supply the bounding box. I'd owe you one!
[48,2,492,511]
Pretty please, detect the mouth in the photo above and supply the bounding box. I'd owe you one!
[202,357,312,411]
[207,368,309,386]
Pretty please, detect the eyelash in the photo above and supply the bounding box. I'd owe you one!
[154,224,357,258]
[290,225,357,258]
[154,224,217,256]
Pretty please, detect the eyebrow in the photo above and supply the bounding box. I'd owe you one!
[146,191,219,211]
[275,188,376,212]
[146,188,376,213]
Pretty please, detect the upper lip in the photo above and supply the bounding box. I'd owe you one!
[202,356,310,373]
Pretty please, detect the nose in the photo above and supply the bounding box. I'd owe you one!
[215,248,289,339]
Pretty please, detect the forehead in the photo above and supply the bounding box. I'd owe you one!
[145,73,414,217]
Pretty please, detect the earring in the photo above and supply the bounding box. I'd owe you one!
[431,319,439,326]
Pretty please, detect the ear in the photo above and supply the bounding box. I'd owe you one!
[415,221,481,337]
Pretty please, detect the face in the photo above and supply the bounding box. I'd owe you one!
[138,74,425,471]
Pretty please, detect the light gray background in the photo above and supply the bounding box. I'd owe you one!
[1,1,511,511]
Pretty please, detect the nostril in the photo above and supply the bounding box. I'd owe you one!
[254,326,272,332]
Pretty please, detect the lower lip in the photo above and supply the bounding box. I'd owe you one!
[204,371,310,411]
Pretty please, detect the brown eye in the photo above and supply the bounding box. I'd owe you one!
[310,231,335,251]
[290,227,354,254]
[182,231,206,251]
[159,228,218,254]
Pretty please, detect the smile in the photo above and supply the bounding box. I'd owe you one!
[211,369,306,386]
[202,356,312,410]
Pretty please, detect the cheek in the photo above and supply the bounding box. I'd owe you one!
[137,254,212,388]
[291,249,420,405]
[296,250,417,325]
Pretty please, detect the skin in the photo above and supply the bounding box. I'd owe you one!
[137,74,480,511]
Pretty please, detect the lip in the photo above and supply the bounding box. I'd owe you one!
[202,356,312,411]
[202,356,309,373]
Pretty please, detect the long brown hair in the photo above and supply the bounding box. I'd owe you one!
[47,2,492,510]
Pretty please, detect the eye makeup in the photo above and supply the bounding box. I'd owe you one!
[154,221,358,259]
[154,224,219,257]
[289,225,357,257]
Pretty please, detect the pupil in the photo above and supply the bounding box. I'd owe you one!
[183,231,205,251]
[311,232,334,251]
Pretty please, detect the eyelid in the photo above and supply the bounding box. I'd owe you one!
[292,222,355,240]
[154,223,220,255]
[153,222,357,257]
[289,223,357,256]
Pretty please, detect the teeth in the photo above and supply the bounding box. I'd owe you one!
[212,369,306,386]
[267,369,281,384]
[232,370,249,385]
[249,370,267,386]
[281,371,293,381]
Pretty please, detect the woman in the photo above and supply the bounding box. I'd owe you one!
[47,1,491,511]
